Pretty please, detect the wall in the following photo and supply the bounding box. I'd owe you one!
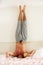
[0,7,18,54]
[0,7,18,42]
[27,5,43,41]
[0,0,43,6]
[0,5,43,53]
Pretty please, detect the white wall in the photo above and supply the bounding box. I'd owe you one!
[0,5,43,53]
[0,0,43,8]
[27,5,43,41]
[0,7,18,42]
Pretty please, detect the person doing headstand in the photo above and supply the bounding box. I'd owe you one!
[6,5,35,58]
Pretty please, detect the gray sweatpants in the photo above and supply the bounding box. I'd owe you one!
[15,21,27,42]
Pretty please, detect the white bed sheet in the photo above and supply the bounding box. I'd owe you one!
[0,54,43,65]
[33,48,43,58]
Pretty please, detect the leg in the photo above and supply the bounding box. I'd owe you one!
[18,5,22,21]
[23,5,27,21]
[22,5,27,42]
[15,5,22,42]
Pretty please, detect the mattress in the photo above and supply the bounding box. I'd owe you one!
[0,54,43,65]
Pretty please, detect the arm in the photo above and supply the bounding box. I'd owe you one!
[26,50,36,57]
[6,51,17,57]
[29,50,36,56]
[6,52,14,57]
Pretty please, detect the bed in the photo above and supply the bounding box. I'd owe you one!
[0,48,43,65]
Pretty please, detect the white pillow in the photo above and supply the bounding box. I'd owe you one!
[33,48,43,58]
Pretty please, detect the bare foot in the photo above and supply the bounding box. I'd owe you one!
[19,5,22,14]
[23,5,26,13]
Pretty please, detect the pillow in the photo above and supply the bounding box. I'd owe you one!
[33,48,43,58]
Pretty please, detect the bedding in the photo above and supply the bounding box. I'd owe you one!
[33,48,43,58]
[0,54,43,65]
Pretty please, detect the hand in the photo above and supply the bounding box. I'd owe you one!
[6,52,10,57]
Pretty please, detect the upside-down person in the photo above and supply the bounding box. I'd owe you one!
[6,5,35,58]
